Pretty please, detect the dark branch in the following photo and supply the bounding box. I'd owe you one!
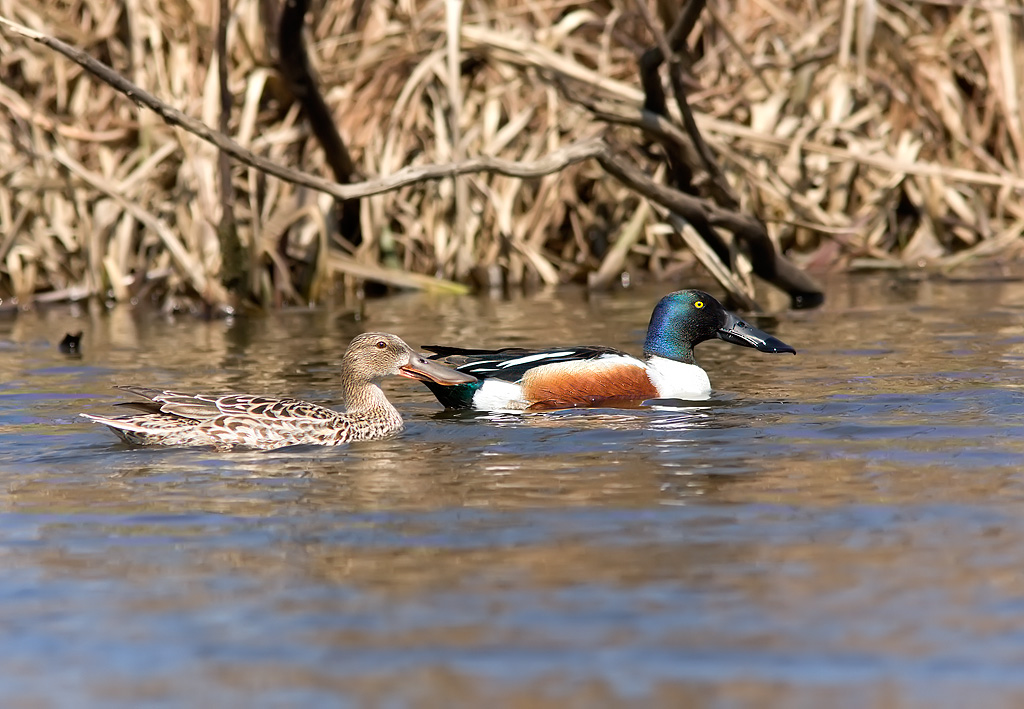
[277,0,362,246]
[217,0,244,295]
[596,146,824,308]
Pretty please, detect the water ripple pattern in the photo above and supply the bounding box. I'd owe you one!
[3,275,1024,705]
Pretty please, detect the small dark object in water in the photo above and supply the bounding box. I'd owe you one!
[59,331,83,355]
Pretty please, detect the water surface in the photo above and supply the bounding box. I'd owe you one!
[3,274,1024,706]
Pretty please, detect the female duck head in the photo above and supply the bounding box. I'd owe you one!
[342,333,477,385]
[642,290,796,363]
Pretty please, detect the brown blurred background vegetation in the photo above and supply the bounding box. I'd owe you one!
[0,0,1022,313]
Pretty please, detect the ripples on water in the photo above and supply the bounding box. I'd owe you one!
[3,275,1024,705]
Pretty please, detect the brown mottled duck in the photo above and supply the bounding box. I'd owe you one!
[81,332,476,450]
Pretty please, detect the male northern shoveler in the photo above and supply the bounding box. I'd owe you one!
[420,290,795,410]
[81,332,476,450]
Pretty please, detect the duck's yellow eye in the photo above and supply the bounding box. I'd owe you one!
[694,301,704,309]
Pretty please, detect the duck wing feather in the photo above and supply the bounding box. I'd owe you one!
[114,386,338,422]
[422,345,626,382]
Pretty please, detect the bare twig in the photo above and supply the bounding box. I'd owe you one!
[595,145,824,308]
[0,17,605,202]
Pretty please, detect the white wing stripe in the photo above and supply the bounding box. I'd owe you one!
[496,351,577,368]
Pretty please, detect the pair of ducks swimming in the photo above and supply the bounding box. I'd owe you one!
[83,290,796,450]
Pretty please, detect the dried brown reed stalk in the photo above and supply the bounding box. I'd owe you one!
[0,0,1021,312]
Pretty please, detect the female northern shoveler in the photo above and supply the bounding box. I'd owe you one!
[81,332,476,450]
[420,290,795,410]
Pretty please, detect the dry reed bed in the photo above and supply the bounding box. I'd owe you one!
[0,0,1021,310]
